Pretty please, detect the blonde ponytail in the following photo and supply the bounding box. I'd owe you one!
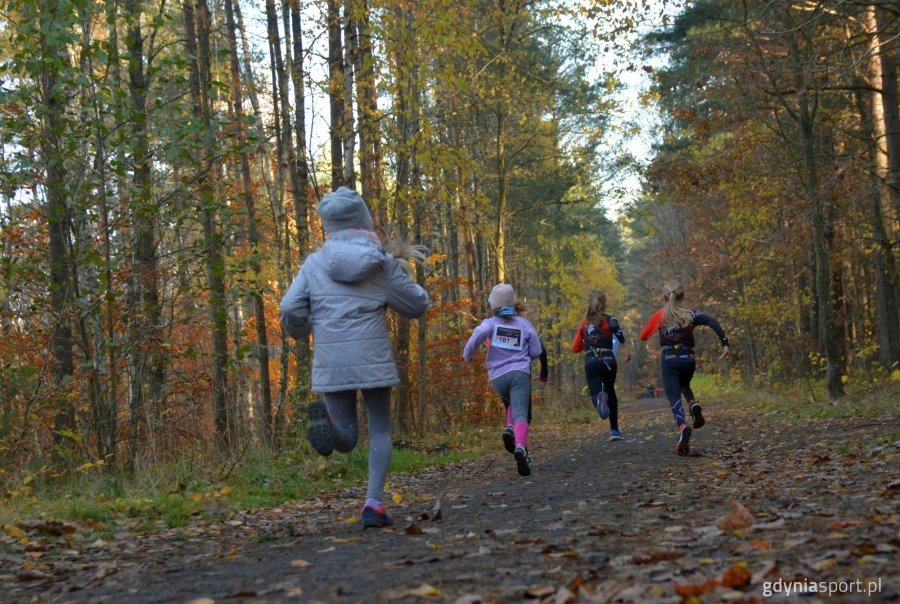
[585,291,607,324]
[661,280,693,329]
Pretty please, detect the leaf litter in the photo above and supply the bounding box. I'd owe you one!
[0,401,897,602]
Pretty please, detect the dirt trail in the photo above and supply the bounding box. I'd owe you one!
[4,398,898,603]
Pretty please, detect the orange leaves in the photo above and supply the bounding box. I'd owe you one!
[674,579,718,597]
[716,500,755,531]
[720,564,752,589]
[631,549,683,564]
[674,563,756,599]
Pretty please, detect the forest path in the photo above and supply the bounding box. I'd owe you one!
[5,396,898,603]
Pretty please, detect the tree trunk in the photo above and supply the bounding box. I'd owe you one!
[327,0,345,189]
[391,4,417,434]
[38,1,77,455]
[224,0,274,442]
[495,107,508,283]
[872,5,900,229]
[184,0,234,448]
[349,0,385,226]
[287,0,312,414]
[288,0,310,256]
[125,0,165,467]
[862,4,900,370]
[802,120,844,398]
[342,0,356,188]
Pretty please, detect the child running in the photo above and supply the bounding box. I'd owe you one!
[571,291,632,441]
[639,280,729,456]
[279,187,430,528]
[463,284,544,476]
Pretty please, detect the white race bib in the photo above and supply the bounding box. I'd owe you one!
[492,324,524,351]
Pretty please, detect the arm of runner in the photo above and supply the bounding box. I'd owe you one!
[571,319,586,353]
[639,309,663,341]
[538,343,548,382]
[693,312,729,358]
[463,320,492,361]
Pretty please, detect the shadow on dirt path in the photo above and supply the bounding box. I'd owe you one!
[4,397,898,603]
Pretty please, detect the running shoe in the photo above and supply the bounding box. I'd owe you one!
[513,445,533,476]
[594,388,610,420]
[690,402,705,430]
[307,400,334,456]
[676,424,692,456]
[361,503,392,528]
[502,426,515,453]
[609,429,624,441]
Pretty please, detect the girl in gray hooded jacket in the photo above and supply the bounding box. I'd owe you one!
[279,187,430,528]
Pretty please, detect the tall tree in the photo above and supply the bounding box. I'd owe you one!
[34,0,77,452]
[224,0,274,441]
[861,3,900,371]
[327,0,345,189]
[183,0,234,447]
[124,0,166,465]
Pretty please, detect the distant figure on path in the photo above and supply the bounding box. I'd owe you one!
[571,291,632,441]
[463,284,545,476]
[639,280,729,456]
[645,384,656,399]
[279,187,430,528]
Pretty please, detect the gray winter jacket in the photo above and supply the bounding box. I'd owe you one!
[279,230,430,393]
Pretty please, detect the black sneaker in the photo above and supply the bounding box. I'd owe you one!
[690,403,705,429]
[307,400,334,456]
[513,445,532,476]
[676,424,692,456]
[502,426,515,454]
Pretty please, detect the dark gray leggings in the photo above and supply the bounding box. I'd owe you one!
[323,387,392,502]
[490,370,531,425]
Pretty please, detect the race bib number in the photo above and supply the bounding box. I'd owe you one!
[492,324,524,351]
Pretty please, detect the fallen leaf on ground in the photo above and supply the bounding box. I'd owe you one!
[674,580,718,596]
[432,498,443,521]
[721,563,752,588]
[290,559,310,568]
[386,583,442,598]
[631,549,683,564]
[753,518,785,530]
[2,525,26,539]
[716,501,755,530]
[553,586,576,603]
[404,522,423,535]
[524,585,555,598]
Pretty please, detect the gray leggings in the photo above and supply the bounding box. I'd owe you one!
[490,370,531,425]
[323,387,392,501]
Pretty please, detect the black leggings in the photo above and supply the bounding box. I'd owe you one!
[584,354,619,430]
[660,352,695,427]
